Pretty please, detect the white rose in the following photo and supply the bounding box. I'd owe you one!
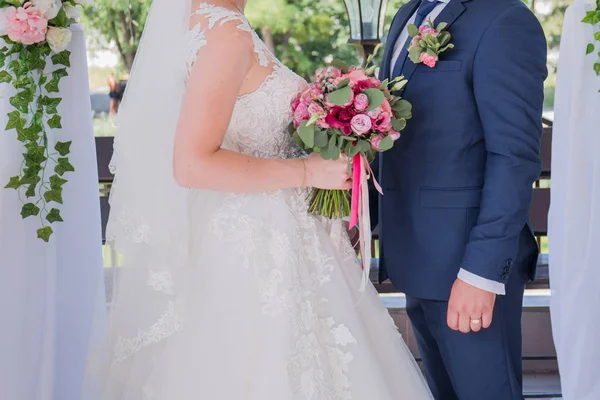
[46,27,72,53]
[32,0,63,20]
[64,3,81,20]
[0,10,7,36]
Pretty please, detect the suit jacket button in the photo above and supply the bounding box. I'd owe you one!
[505,259,513,268]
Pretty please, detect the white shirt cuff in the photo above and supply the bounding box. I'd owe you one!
[458,268,506,295]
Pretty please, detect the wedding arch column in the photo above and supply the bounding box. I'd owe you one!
[548,1,600,399]
[0,26,106,400]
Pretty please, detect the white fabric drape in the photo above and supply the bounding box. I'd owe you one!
[0,26,106,400]
[549,1,600,399]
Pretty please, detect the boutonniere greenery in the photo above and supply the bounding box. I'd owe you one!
[407,20,454,68]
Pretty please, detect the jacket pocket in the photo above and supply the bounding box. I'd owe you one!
[420,187,482,208]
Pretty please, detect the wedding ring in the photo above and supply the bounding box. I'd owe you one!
[471,319,481,324]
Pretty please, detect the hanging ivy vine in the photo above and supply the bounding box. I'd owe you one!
[0,41,73,242]
[583,0,600,83]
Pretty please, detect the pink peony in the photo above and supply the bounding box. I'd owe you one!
[4,5,48,45]
[370,134,385,151]
[419,52,438,68]
[419,26,438,37]
[350,114,372,135]
[325,106,355,135]
[373,112,392,132]
[390,131,401,141]
[346,68,370,86]
[307,102,324,116]
[354,93,369,111]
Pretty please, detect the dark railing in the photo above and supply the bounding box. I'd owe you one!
[96,119,553,288]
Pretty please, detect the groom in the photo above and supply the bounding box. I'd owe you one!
[372,0,547,399]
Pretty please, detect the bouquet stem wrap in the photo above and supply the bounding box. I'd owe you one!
[350,154,382,291]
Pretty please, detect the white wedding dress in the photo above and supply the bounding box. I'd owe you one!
[91,3,432,399]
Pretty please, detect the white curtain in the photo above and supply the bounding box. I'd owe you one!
[0,26,106,400]
[549,1,600,399]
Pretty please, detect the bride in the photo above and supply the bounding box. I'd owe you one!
[85,0,433,398]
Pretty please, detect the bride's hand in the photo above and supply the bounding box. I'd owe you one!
[305,153,352,190]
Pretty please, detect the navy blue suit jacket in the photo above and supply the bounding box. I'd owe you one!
[371,0,547,300]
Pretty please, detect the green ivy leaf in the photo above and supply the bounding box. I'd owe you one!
[45,78,60,93]
[0,70,12,83]
[37,227,53,242]
[4,175,22,189]
[20,203,40,219]
[9,93,29,113]
[49,174,67,190]
[39,74,48,86]
[40,96,62,114]
[594,62,600,76]
[25,184,37,198]
[5,110,25,130]
[47,114,62,129]
[326,86,353,106]
[46,208,64,223]
[14,75,34,88]
[587,44,595,55]
[52,68,69,80]
[44,188,63,204]
[55,141,72,156]
[595,31,600,41]
[55,157,75,176]
[51,50,71,67]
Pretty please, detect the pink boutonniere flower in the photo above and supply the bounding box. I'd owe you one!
[407,20,454,68]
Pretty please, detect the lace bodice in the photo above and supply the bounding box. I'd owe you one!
[187,3,308,159]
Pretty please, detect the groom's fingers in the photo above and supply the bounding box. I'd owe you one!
[447,309,459,331]
[458,313,471,334]
[481,308,493,329]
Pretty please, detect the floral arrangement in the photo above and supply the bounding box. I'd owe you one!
[583,0,600,83]
[0,0,87,241]
[407,20,454,68]
[290,55,413,289]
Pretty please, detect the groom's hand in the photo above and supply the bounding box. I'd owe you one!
[447,278,496,334]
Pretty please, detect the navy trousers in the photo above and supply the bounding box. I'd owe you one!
[406,264,527,400]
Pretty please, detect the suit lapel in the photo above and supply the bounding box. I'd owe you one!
[400,0,470,87]
[380,0,420,81]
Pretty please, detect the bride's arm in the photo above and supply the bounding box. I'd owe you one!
[173,15,349,193]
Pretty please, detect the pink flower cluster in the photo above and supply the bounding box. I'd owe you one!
[408,25,440,68]
[2,4,48,45]
[292,66,401,152]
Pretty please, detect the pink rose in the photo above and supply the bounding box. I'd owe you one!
[390,131,401,141]
[373,112,392,132]
[354,93,369,111]
[346,68,369,86]
[380,99,392,115]
[367,107,382,119]
[4,5,48,45]
[419,26,438,37]
[350,114,372,135]
[307,102,324,116]
[419,52,438,68]
[370,134,385,151]
[291,95,301,111]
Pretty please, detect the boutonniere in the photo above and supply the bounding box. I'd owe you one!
[407,20,454,68]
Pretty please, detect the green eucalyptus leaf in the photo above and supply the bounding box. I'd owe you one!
[363,88,385,111]
[357,140,371,153]
[407,24,419,37]
[298,121,315,148]
[409,47,423,64]
[336,78,350,89]
[326,86,353,106]
[37,227,53,242]
[331,59,349,73]
[314,129,328,148]
[377,136,394,151]
[392,99,413,119]
[436,22,448,31]
[46,208,64,223]
[391,117,407,132]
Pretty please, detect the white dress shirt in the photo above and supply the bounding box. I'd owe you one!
[388,0,506,295]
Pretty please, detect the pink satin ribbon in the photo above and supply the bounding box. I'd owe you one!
[349,154,382,291]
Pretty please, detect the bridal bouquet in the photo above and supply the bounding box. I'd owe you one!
[0,0,86,241]
[290,57,413,288]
